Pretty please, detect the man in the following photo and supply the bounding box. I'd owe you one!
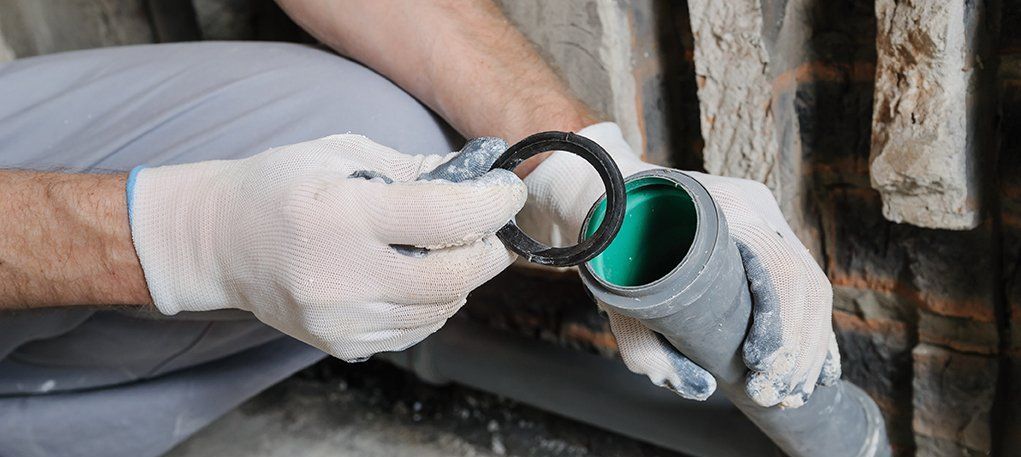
[0,1,838,455]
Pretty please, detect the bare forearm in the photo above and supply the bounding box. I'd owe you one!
[0,171,150,308]
[277,0,598,151]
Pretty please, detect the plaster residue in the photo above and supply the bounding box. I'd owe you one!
[418,137,506,183]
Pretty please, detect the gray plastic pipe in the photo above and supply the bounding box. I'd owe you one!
[579,169,890,457]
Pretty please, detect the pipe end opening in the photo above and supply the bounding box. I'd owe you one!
[584,176,698,288]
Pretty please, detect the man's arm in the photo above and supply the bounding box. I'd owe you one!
[275,0,598,176]
[0,171,150,308]
[1,0,585,311]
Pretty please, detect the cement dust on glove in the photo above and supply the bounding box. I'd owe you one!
[127,134,524,361]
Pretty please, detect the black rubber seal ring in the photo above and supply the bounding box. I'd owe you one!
[491,131,626,267]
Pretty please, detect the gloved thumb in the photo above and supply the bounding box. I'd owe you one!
[360,169,526,249]
[605,308,717,401]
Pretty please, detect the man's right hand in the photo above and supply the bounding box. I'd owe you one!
[128,135,526,361]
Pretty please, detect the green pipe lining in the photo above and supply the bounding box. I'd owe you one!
[584,176,698,288]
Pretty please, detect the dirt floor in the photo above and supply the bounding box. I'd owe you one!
[167,358,688,457]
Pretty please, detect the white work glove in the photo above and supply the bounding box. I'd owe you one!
[517,122,840,408]
[128,135,525,362]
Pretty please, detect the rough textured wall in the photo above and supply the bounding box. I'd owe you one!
[497,0,703,170]
[870,0,984,230]
[495,0,643,158]
[0,31,13,62]
[997,1,1021,453]
[0,25,15,63]
[681,0,1006,455]
[685,0,777,188]
[0,0,154,56]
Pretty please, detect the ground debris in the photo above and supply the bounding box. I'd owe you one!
[169,357,686,457]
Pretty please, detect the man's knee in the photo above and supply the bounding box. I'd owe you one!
[0,42,459,171]
[144,41,460,159]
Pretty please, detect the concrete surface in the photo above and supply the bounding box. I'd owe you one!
[166,358,687,457]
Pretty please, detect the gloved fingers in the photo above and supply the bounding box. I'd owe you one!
[744,327,831,409]
[343,136,508,184]
[776,332,829,408]
[311,299,463,362]
[695,172,836,409]
[361,302,462,351]
[605,309,716,401]
[777,330,828,408]
[780,380,817,409]
[416,151,462,177]
[387,316,452,352]
[517,150,617,247]
[736,235,805,373]
[513,123,654,251]
[748,328,831,409]
[360,168,526,248]
[817,331,842,386]
[304,134,468,182]
[336,299,464,334]
[328,317,452,363]
[734,228,832,408]
[390,234,516,303]
[744,359,796,408]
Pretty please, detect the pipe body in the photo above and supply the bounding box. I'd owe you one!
[381,319,776,457]
[580,169,890,457]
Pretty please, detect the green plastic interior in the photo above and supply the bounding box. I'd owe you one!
[584,176,698,287]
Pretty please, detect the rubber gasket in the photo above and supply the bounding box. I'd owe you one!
[491,131,626,266]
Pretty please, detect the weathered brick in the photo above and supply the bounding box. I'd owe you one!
[497,0,644,152]
[834,285,915,324]
[904,230,998,324]
[1002,357,1021,454]
[820,188,911,297]
[833,309,914,452]
[869,0,989,230]
[917,311,998,355]
[0,0,153,57]
[627,0,703,170]
[191,0,309,42]
[465,268,616,358]
[998,25,1021,452]
[821,188,998,321]
[686,0,776,188]
[0,27,13,63]
[912,344,996,455]
[192,0,255,40]
[916,435,989,457]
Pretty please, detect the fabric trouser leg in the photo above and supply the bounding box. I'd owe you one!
[0,41,460,457]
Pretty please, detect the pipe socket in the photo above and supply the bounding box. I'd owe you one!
[579,169,890,457]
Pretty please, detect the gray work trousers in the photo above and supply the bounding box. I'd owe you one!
[0,42,460,457]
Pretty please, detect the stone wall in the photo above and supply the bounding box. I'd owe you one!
[1,1,1017,455]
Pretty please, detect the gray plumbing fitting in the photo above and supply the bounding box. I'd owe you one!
[579,169,890,457]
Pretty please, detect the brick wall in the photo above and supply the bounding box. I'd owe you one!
[997,1,1021,453]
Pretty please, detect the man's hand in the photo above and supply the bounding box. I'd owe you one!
[516,122,841,408]
[126,135,524,361]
